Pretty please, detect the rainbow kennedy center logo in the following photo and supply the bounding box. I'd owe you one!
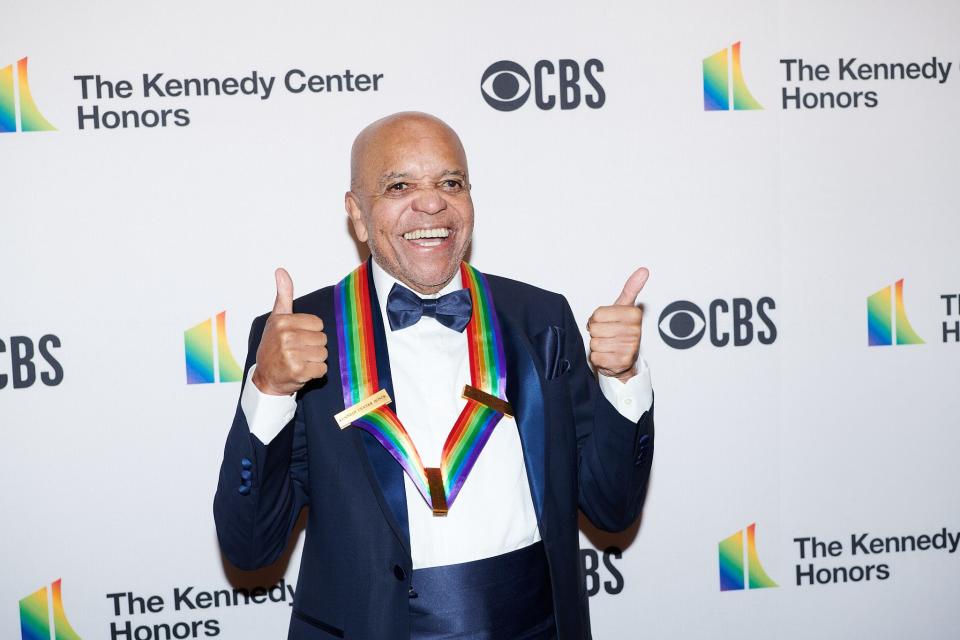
[867,279,924,346]
[1,57,56,133]
[184,311,242,384]
[703,42,762,111]
[20,579,82,639]
[719,523,778,591]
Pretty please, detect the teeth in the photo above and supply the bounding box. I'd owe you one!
[403,228,450,240]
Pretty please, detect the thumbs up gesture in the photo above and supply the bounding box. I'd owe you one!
[587,268,649,382]
[251,268,328,396]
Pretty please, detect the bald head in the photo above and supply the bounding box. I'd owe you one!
[350,112,468,192]
[343,111,475,295]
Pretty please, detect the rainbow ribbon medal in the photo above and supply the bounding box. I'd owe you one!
[333,261,512,516]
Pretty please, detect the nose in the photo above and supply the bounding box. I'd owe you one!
[410,187,447,215]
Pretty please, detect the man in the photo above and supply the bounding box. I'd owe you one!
[214,112,654,639]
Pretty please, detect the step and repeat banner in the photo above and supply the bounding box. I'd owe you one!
[3,0,959,638]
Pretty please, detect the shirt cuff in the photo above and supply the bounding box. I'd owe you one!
[240,364,297,444]
[597,355,653,423]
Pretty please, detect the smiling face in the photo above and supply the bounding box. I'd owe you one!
[345,113,474,294]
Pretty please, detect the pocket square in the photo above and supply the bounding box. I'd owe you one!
[534,325,571,380]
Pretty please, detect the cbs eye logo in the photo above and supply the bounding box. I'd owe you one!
[480,58,605,112]
[481,61,531,111]
[658,298,777,349]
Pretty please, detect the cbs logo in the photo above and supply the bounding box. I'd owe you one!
[1,335,63,389]
[580,546,624,597]
[480,59,605,112]
[658,298,777,349]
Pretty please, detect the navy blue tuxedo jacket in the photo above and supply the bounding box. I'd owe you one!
[214,265,654,639]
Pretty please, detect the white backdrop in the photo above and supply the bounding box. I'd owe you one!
[4,1,960,638]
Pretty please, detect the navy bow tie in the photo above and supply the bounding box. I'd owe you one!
[386,282,473,332]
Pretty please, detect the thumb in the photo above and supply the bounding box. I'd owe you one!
[613,267,650,306]
[272,267,294,315]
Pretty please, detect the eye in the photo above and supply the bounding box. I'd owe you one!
[387,182,409,193]
[657,301,706,349]
[481,61,531,111]
[440,179,464,191]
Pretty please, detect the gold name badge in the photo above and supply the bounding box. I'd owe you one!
[462,385,514,418]
[334,388,393,429]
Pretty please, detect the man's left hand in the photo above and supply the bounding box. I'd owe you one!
[587,267,649,383]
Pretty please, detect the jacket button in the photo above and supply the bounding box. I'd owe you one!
[240,457,253,470]
[408,587,418,599]
[393,564,406,581]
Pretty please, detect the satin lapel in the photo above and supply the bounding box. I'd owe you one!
[347,260,410,553]
[492,280,547,527]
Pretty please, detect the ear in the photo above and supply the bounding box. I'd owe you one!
[344,191,369,242]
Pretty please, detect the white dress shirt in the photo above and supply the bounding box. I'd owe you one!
[241,260,653,568]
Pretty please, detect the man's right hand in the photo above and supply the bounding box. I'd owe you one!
[251,268,328,396]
